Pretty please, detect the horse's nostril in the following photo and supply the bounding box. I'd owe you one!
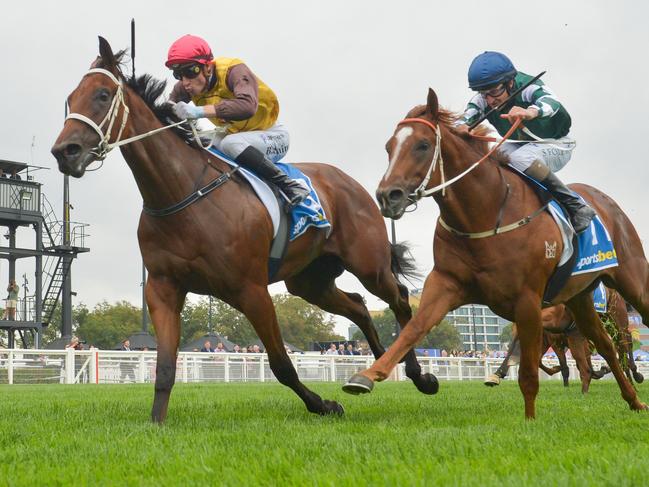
[65,144,82,158]
[388,188,405,203]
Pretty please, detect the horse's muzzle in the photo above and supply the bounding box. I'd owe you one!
[376,186,408,220]
[51,141,93,178]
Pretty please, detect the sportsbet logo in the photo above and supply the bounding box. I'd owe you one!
[576,249,617,270]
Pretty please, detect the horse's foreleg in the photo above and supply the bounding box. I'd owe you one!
[567,293,647,411]
[360,267,439,395]
[240,284,344,416]
[146,276,185,423]
[514,295,543,419]
[343,270,462,395]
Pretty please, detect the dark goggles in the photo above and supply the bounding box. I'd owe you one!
[172,64,202,80]
[479,84,507,98]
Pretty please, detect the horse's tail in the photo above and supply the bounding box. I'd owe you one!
[390,242,421,287]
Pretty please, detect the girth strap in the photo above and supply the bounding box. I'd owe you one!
[143,168,238,217]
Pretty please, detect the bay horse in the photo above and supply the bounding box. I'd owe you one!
[344,88,649,418]
[50,38,437,422]
[487,288,643,392]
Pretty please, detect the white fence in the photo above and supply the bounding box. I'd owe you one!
[1,349,647,385]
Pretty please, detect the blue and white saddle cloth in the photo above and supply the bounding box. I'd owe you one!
[547,200,618,276]
[206,147,331,241]
[593,281,608,313]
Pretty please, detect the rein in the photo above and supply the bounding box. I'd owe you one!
[68,68,238,217]
[398,116,551,238]
[398,117,522,201]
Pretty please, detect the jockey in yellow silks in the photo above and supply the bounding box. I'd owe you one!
[166,34,309,207]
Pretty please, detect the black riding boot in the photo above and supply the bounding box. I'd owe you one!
[235,146,310,207]
[524,162,596,233]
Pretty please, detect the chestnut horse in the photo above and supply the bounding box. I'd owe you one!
[487,288,643,392]
[50,38,437,422]
[344,88,649,418]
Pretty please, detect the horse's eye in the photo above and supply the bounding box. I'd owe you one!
[415,142,431,152]
[96,89,111,103]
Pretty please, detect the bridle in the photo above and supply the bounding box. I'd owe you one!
[395,117,549,238]
[65,68,187,161]
[65,67,238,217]
[396,116,522,201]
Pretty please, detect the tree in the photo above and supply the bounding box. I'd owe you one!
[499,323,514,345]
[272,294,343,349]
[75,301,141,349]
[417,320,462,351]
[351,309,401,347]
[179,294,342,349]
[352,307,461,351]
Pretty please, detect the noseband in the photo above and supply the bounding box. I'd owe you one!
[65,68,186,161]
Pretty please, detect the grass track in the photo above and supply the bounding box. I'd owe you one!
[0,381,648,486]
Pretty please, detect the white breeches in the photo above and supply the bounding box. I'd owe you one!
[499,136,576,173]
[212,123,290,163]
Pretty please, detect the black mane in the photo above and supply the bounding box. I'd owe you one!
[93,49,196,146]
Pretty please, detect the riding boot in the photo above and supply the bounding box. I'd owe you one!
[235,146,310,208]
[523,161,596,233]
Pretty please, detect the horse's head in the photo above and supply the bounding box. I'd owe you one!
[51,37,127,177]
[376,88,442,219]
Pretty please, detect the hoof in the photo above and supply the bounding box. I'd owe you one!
[633,372,644,384]
[632,402,649,411]
[484,374,501,387]
[321,400,345,416]
[342,374,374,395]
[413,373,439,395]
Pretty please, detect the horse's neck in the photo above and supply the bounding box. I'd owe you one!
[118,95,222,210]
[433,132,509,230]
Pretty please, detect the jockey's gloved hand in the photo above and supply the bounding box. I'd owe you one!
[173,102,205,120]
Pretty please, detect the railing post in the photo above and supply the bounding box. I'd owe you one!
[8,351,14,385]
[224,354,230,383]
[182,353,188,383]
[138,352,146,383]
[66,348,75,384]
[89,349,98,384]
[457,357,463,381]
[259,354,265,382]
[330,356,336,382]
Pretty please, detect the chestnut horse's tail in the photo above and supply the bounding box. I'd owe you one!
[390,243,421,288]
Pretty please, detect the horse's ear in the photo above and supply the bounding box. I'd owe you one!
[98,36,116,70]
[425,88,439,120]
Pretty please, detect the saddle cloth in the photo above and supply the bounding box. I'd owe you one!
[205,146,331,241]
[547,200,618,276]
[593,281,608,313]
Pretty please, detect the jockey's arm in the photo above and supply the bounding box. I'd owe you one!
[214,63,259,121]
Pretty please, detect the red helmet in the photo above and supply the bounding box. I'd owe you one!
[165,34,214,68]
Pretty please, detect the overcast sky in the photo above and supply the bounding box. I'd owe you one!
[2,1,648,335]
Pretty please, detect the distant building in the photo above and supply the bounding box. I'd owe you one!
[628,310,649,351]
[410,289,509,351]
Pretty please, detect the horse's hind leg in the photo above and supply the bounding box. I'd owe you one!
[567,292,646,410]
[146,275,186,423]
[513,294,544,419]
[566,334,592,393]
[239,284,343,416]
[284,258,386,359]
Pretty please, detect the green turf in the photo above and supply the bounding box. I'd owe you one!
[0,380,647,486]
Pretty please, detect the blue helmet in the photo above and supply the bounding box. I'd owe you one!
[468,51,517,90]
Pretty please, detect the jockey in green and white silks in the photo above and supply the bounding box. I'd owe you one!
[456,52,595,233]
